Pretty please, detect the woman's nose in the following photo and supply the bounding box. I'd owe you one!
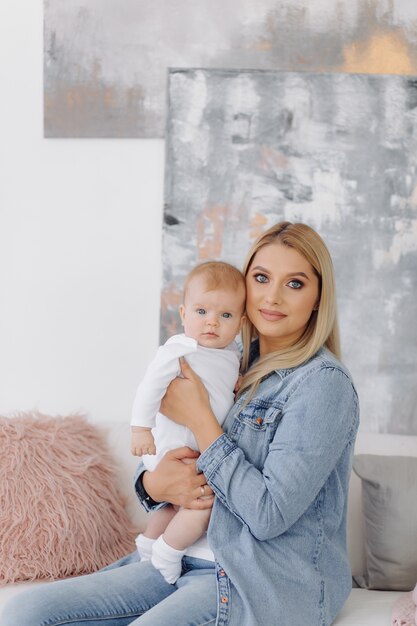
[265,285,283,305]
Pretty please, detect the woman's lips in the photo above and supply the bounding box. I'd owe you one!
[259,309,287,321]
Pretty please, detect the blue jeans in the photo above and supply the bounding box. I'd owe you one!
[1,552,217,626]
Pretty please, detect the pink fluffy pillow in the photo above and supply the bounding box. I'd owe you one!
[391,589,416,626]
[0,412,137,585]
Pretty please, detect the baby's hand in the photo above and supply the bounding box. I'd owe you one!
[131,427,156,456]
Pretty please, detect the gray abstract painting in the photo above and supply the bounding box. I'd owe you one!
[162,68,417,435]
[44,0,417,137]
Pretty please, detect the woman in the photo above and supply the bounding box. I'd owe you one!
[2,221,359,626]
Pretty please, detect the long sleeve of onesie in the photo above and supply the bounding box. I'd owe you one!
[130,334,198,429]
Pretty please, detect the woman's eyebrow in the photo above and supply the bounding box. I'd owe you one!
[250,265,269,273]
[285,272,310,280]
[251,265,311,280]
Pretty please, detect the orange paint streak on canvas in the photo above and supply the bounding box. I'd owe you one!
[260,146,288,172]
[161,286,183,337]
[250,213,268,240]
[161,286,182,307]
[341,31,417,75]
[250,40,273,51]
[65,89,82,108]
[196,205,227,260]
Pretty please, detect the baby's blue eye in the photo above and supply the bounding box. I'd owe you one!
[196,308,206,315]
[254,273,268,283]
[288,280,303,289]
[222,312,232,319]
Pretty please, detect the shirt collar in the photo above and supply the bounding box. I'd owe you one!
[249,340,323,378]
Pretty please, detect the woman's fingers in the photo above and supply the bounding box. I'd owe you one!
[179,356,197,379]
[143,447,214,508]
[195,483,214,498]
[160,364,210,427]
[169,446,200,462]
[187,494,214,511]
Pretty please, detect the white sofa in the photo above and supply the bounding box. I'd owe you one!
[1,424,416,625]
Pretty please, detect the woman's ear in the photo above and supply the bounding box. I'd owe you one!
[313,301,320,311]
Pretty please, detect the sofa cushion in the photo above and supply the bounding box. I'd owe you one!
[347,432,417,577]
[353,454,417,591]
[333,589,404,625]
[0,412,137,585]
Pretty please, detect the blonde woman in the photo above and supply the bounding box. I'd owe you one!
[3,222,359,626]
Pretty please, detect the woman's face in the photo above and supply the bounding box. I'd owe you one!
[245,243,320,356]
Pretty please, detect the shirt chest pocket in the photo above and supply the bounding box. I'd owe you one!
[237,405,282,441]
[228,404,282,467]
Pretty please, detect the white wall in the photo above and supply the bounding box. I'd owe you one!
[0,1,165,424]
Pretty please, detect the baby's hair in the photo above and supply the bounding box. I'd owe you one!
[183,261,246,305]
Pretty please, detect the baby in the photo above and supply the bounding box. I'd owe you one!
[131,261,246,583]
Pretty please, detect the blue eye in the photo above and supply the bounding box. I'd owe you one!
[196,308,206,315]
[254,273,268,283]
[288,280,303,289]
[222,312,232,319]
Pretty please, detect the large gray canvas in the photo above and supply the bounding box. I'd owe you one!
[162,68,417,435]
[44,0,417,137]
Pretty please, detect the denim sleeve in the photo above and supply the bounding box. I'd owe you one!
[133,461,167,512]
[197,366,359,540]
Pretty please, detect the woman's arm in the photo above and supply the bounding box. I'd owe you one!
[198,367,359,540]
[159,357,224,451]
[162,361,359,540]
[141,446,214,510]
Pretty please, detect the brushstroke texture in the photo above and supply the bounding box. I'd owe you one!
[44,0,417,137]
[162,68,417,435]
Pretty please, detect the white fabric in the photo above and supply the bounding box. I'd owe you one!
[131,333,240,561]
[333,589,404,625]
[134,533,154,561]
[131,334,240,471]
[151,535,186,584]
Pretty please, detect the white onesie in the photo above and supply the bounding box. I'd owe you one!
[131,333,240,473]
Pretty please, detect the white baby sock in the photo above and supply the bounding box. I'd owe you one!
[135,533,155,561]
[151,535,186,584]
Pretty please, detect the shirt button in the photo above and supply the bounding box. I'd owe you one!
[256,417,263,425]
[221,596,229,603]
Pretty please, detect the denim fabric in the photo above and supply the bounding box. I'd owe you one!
[1,553,217,626]
[2,347,358,626]
[197,346,359,626]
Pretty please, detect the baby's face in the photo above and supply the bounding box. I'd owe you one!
[179,276,245,349]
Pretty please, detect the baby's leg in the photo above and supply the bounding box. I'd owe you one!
[144,505,178,539]
[152,508,211,584]
[135,505,177,561]
[164,507,211,550]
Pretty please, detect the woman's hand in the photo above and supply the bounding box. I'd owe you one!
[160,357,210,429]
[160,358,223,451]
[143,446,214,510]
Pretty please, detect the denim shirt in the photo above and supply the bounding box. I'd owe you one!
[137,346,359,626]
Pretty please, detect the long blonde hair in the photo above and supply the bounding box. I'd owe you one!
[239,221,340,397]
